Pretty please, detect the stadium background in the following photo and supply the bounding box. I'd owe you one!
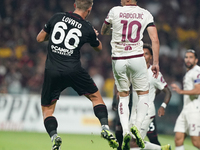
[0,0,200,136]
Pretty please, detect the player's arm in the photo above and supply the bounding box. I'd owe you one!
[92,40,102,52]
[171,83,200,95]
[92,28,102,51]
[36,29,49,43]
[101,22,112,35]
[147,26,160,78]
[157,86,172,117]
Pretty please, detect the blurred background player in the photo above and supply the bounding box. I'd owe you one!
[101,0,160,149]
[171,49,200,150]
[112,44,171,150]
[36,0,118,149]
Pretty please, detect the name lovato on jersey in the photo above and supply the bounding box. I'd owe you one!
[119,12,144,19]
[62,16,82,29]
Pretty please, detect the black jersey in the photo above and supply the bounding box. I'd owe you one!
[43,12,100,71]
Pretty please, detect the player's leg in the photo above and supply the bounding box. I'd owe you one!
[190,136,200,149]
[118,90,131,139]
[42,103,62,150]
[174,110,187,150]
[147,118,161,145]
[130,104,170,150]
[112,86,123,150]
[174,132,185,150]
[130,92,147,149]
[112,59,131,136]
[86,90,108,127]
[118,91,131,135]
[68,67,118,148]
[113,91,133,150]
[112,59,132,150]
[129,57,149,148]
[85,91,119,148]
[187,110,200,149]
[115,113,123,150]
[41,69,63,150]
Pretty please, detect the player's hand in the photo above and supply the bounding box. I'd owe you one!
[171,83,182,94]
[158,107,165,117]
[151,64,159,78]
[93,28,99,36]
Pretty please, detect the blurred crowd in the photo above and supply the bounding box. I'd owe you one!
[0,0,200,97]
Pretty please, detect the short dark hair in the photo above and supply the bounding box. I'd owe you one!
[75,0,93,11]
[186,49,198,58]
[143,43,153,55]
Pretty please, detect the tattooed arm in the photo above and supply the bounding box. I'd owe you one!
[101,23,112,35]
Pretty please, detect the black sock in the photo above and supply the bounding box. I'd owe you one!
[115,126,123,150]
[44,116,58,137]
[93,104,108,125]
[147,134,161,145]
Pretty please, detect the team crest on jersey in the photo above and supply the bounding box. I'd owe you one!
[125,45,132,50]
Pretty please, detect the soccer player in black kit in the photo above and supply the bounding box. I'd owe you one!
[36,0,119,150]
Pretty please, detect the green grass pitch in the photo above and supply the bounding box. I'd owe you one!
[0,131,194,150]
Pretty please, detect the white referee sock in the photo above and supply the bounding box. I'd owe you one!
[175,145,184,150]
[118,95,130,136]
[135,94,149,129]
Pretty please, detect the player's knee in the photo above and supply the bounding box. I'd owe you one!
[192,140,200,149]
[87,91,103,102]
[43,113,53,120]
[174,136,184,146]
[119,91,129,97]
[42,107,55,119]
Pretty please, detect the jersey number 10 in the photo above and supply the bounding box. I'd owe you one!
[121,20,141,43]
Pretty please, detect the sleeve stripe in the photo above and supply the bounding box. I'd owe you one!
[146,22,155,28]
[194,79,200,83]
[104,21,110,25]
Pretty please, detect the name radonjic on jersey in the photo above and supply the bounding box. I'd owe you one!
[51,45,74,56]
[119,12,144,19]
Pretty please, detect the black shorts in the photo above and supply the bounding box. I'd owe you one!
[41,68,98,106]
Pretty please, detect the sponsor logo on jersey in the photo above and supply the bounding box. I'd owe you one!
[51,45,74,56]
